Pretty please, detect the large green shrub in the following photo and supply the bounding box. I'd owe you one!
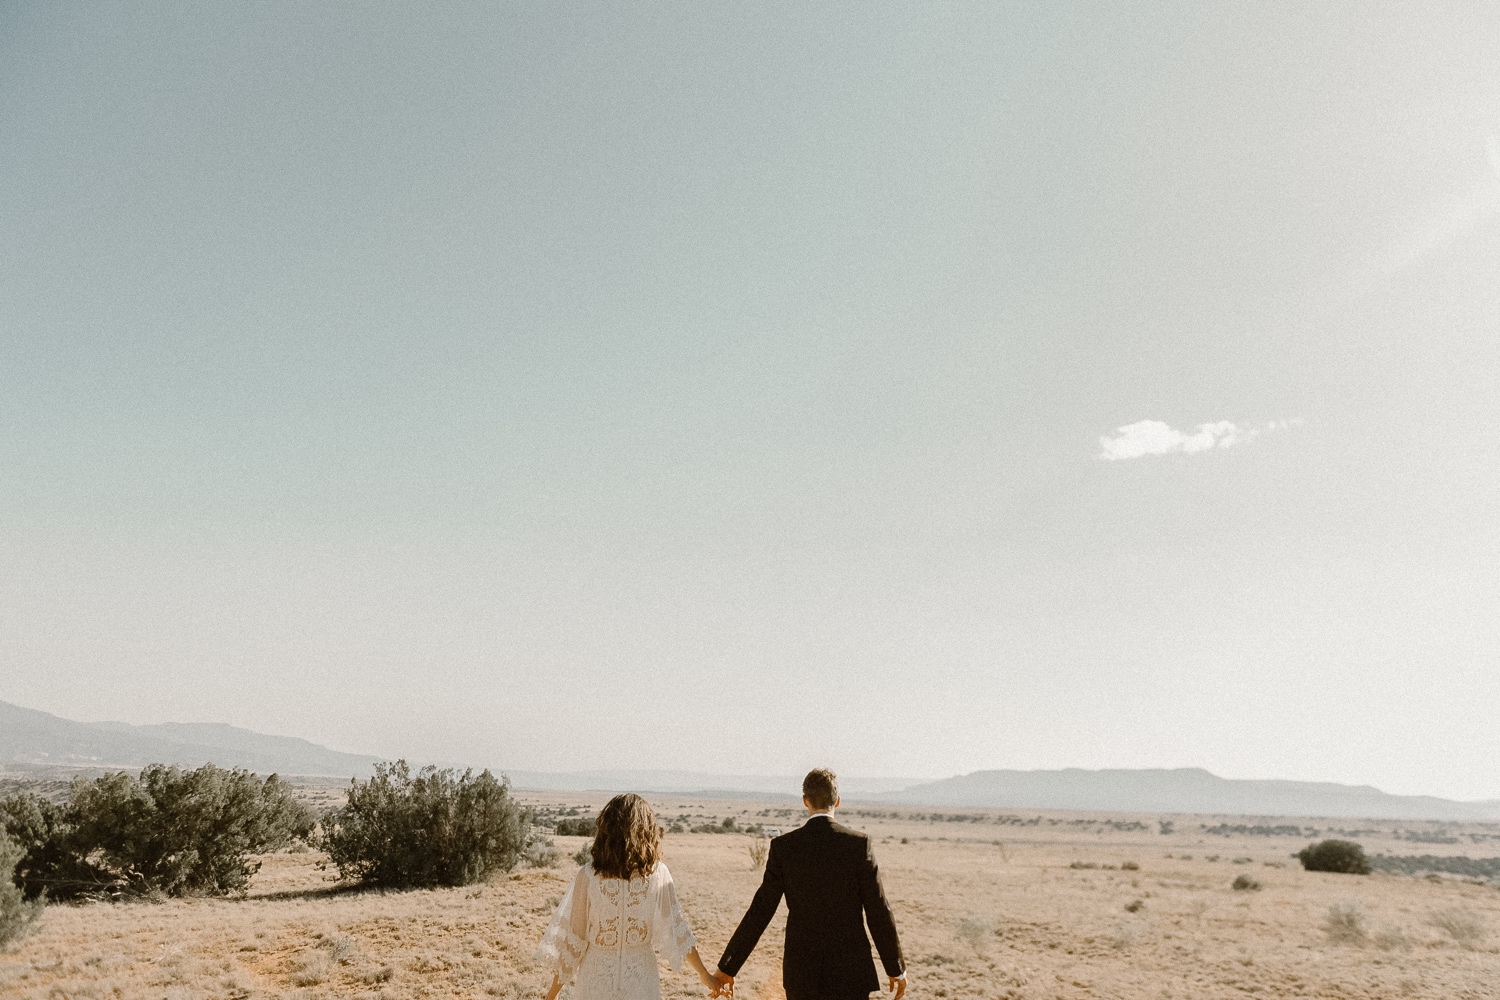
[0,792,109,900]
[0,830,42,948]
[0,764,314,900]
[1298,839,1371,875]
[319,760,530,888]
[553,816,596,837]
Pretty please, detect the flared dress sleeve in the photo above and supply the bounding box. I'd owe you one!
[535,864,591,980]
[651,862,697,972]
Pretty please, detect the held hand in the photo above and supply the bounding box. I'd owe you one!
[709,970,734,998]
[888,975,906,1000]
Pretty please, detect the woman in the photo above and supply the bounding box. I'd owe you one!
[536,794,720,999]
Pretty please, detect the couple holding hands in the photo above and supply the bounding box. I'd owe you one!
[537,769,907,1000]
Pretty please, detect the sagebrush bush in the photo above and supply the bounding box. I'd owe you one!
[1324,902,1367,944]
[319,760,529,888]
[1372,924,1412,951]
[953,915,992,952]
[0,765,313,900]
[1231,874,1262,891]
[1297,839,1371,875]
[523,835,561,868]
[1427,907,1486,945]
[0,831,42,948]
[553,817,596,837]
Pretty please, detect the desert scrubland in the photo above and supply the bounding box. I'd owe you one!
[3,791,1499,1000]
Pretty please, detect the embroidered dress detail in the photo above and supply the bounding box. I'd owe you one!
[535,861,697,1000]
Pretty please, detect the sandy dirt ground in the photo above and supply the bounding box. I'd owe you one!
[3,793,1498,999]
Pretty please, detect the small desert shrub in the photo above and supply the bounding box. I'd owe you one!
[954,915,992,952]
[0,764,313,900]
[1232,875,1262,891]
[1298,840,1371,875]
[572,843,592,866]
[0,831,42,948]
[1124,899,1145,913]
[1427,908,1486,945]
[319,761,529,888]
[1324,902,1367,944]
[523,835,560,868]
[361,964,395,984]
[292,952,333,986]
[322,935,356,963]
[1120,860,1139,871]
[1372,925,1412,951]
[553,817,596,837]
[747,836,769,868]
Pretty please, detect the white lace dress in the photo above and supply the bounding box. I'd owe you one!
[535,861,697,1000]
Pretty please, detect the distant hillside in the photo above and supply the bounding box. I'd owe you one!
[878,767,1500,820]
[9,700,1497,820]
[0,700,382,780]
[504,770,913,798]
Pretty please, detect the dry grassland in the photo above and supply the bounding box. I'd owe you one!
[3,793,1499,1000]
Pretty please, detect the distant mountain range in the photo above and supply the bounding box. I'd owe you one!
[502,770,914,799]
[4,700,1497,820]
[0,700,382,779]
[874,767,1500,821]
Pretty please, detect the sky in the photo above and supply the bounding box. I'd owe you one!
[3,3,1498,800]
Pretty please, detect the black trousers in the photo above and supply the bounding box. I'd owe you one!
[784,992,870,1000]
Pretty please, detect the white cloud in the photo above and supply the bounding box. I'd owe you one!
[1097,418,1300,461]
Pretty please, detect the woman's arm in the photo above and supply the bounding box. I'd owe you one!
[683,946,720,993]
[536,866,591,998]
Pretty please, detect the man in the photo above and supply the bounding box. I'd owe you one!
[712,768,906,1000]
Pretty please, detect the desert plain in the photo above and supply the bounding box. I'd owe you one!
[2,790,1498,1000]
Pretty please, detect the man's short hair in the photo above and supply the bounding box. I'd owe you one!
[802,768,838,810]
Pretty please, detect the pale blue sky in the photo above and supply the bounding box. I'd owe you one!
[3,3,1498,799]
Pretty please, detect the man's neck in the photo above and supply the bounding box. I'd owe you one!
[807,810,834,819]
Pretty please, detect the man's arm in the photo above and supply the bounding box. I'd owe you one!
[717,840,786,978]
[858,837,904,980]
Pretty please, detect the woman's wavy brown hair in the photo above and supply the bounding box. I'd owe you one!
[590,793,662,880]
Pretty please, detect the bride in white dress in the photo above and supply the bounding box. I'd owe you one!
[537,794,721,999]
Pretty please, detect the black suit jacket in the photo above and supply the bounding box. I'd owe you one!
[718,815,904,997]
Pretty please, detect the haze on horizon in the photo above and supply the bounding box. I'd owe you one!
[3,4,1497,801]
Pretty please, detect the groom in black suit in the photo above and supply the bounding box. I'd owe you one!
[713,768,906,1000]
